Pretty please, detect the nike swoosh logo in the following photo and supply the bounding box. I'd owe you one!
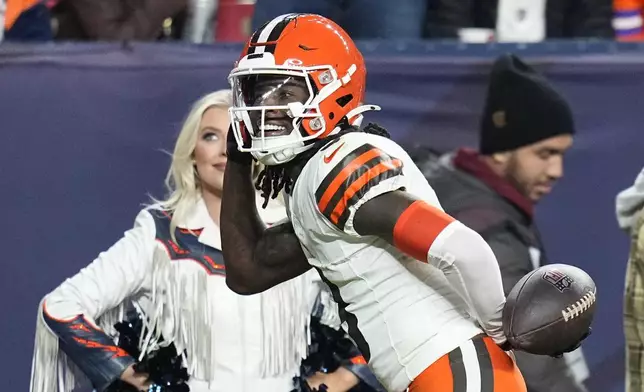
[324,142,345,164]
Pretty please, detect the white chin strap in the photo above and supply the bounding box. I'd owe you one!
[253,148,296,166]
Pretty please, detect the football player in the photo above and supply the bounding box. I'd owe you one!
[220,13,527,392]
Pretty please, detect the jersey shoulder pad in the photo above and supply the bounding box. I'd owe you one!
[311,133,405,231]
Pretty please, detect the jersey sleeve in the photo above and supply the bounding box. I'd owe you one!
[312,135,408,237]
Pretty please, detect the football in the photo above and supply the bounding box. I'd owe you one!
[502,264,596,356]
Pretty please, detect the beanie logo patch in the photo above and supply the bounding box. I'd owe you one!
[492,110,506,128]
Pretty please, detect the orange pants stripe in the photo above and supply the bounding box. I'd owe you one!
[408,335,526,392]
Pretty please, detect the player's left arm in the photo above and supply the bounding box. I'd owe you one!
[353,188,507,344]
[314,139,506,342]
[220,157,311,295]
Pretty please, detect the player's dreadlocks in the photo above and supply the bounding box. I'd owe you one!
[254,122,391,208]
[254,165,293,208]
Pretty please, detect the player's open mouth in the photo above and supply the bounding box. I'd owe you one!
[259,123,290,136]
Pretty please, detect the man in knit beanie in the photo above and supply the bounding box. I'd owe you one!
[424,53,587,392]
[477,53,575,202]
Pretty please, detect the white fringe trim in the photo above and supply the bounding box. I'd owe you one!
[31,245,316,390]
[97,302,126,344]
[259,273,311,377]
[137,247,215,380]
[144,246,313,380]
[317,289,342,330]
[30,298,89,392]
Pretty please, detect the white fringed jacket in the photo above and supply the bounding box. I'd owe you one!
[30,196,365,392]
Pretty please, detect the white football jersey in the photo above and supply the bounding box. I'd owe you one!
[285,132,483,392]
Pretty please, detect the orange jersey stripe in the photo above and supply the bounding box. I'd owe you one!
[409,336,526,391]
[317,148,382,213]
[408,353,454,392]
[483,337,526,392]
[329,158,403,224]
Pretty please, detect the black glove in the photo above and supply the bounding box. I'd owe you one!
[226,125,254,165]
[550,328,592,358]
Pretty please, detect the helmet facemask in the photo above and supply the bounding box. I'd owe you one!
[229,67,337,166]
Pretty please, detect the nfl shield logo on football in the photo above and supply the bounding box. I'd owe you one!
[542,269,574,292]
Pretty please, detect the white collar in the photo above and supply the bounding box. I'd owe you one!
[174,197,221,249]
[171,194,289,249]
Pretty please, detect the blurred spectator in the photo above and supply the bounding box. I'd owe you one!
[426,0,613,41]
[0,0,4,41]
[420,54,589,392]
[404,144,443,175]
[214,0,253,42]
[182,0,216,43]
[425,0,497,40]
[613,0,644,40]
[50,0,187,41]
[547,0,613,39]
[615,167,644,392]
[3,0,52,41]
[251,0,427,39]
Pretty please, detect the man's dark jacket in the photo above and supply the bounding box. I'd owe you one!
[422,148,588,392]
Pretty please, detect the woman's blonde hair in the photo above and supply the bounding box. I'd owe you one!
[152,89,232,237]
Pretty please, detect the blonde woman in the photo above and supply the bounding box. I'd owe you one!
[29,90,379,392]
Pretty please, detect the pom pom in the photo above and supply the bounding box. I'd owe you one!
[104,312,190,392]
[290,317,363,392]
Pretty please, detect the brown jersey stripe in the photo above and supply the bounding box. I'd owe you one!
[474,336,495,392]
[448,347,468,392]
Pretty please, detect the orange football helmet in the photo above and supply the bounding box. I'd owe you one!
[228,13,379,165]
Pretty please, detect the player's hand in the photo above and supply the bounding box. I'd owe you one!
[550,328,592,358]
[226,124,253,165]
[497,340,512,352]
[120,364,152,391]
[306,367,359,392]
